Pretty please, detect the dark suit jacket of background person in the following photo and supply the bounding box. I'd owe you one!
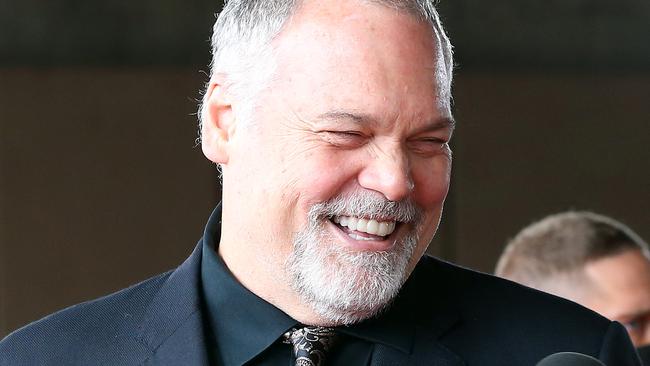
[0,208,641,365]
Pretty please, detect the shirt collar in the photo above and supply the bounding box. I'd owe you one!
[201,205,298,365]
[339,302,416,355]
[200,204,419,362]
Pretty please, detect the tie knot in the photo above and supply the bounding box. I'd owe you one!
[283,326,339,366]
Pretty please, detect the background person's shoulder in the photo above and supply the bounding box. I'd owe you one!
[0,271,171,366]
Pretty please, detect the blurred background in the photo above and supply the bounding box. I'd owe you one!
[1,0,649,338]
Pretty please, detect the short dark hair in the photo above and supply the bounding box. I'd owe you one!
[495,211,648,287]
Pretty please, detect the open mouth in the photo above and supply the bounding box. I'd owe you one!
[329,215,399,241]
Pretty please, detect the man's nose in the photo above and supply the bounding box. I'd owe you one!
[357,149,414,202]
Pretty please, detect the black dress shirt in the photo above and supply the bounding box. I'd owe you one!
[199,206,414,365]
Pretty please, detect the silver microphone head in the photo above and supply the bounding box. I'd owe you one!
[536,352,606,366]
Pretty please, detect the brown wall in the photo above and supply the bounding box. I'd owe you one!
[1,69,649,338]
[449,73,650,270]
[0,69,219,337]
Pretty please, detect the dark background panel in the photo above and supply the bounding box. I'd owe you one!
[0,0,217,66]
[437,0,650,71]
[2,0,650,71]
[1,0,649,337]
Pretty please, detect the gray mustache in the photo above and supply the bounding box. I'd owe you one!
[309,191,422,224]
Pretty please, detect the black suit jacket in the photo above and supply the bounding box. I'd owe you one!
[0,240,641,365]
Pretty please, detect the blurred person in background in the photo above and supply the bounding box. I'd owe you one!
[496,211,650,352]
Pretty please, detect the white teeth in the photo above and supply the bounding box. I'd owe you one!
[356,218,368,232]
[377,222,389,236]
[349,233,374,241]
[331,215,398,237]
[366,220,379,234]
[347,217,358,230]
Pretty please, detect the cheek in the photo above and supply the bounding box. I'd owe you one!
[280,148,360,212]
[412,158,451,209]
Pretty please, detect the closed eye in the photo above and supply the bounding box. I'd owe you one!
[319,130,367,148]
[408,137,450,156]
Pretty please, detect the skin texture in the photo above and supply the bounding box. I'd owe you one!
[202,0,453,325]
[581,249,650,346]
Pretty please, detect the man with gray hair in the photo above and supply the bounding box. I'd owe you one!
[0,1,641,365]
[496,211,650,348]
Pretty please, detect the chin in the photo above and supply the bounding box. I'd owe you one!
[286,190,424,324]
[287,218,418,325]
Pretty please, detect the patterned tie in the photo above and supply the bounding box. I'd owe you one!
[283,326,339,366]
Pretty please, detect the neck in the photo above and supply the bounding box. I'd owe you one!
[218,199,333,326]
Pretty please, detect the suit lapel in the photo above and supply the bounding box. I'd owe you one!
[369,315,465,366]
[135,242,211,365]
[370,255,466,366]
[371,342,465,366]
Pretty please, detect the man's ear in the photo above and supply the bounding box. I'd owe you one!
[201,78,236,164]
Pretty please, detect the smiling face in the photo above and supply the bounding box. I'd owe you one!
[207,0,453,325]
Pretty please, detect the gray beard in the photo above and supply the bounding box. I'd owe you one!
[286,191,422,325]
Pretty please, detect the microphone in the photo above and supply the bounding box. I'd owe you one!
[536,352,606,366]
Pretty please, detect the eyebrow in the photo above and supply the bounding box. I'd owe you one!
[317,110,456,133]
[318,110,371,124]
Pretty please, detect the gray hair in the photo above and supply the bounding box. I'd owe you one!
[495,211,649,287]
[197,0,454,133]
